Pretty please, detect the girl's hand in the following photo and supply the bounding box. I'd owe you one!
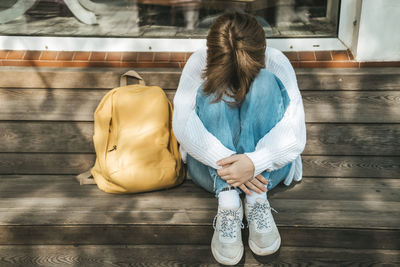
[232,174,268,195]
[217,154,255,186]
[247,174,269,193]
[238,174,269,195]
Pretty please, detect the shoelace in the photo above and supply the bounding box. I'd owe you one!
[247,202,278,231]
[213,209,244,239]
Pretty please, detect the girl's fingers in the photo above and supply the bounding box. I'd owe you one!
[256,174,269,185]
[250,178,267,192]
[239,184,251,195]
[245,181,263,194]
[217,167,231,177]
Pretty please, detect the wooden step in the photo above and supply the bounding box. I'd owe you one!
[1,88,400,122]
[1,121,399,177]
[0,245,398,266]
[0,175,399,249]
[2,122,400,156]
[0,67,399,90]
[1,154,399,178]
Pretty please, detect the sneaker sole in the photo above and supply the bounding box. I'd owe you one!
[211,245,244,265]
[249,235,281,256]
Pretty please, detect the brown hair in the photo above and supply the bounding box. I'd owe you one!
[202,11,266,106]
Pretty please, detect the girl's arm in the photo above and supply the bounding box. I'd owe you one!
[244,47,306,177]
[172,47,236,170]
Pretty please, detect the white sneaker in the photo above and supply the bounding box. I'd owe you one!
[211,200,244,265]
[245,198,281,256]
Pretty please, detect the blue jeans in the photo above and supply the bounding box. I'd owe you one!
[187,69,292,197]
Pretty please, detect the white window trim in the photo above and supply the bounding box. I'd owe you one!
[0,36,347,52]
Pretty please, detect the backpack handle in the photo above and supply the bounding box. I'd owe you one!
[120,70,146,86]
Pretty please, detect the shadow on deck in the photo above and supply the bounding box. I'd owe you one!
[0,66,399,265]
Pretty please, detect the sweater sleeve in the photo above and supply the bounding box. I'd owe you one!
[245,48,306,176]
[172,47,236,169]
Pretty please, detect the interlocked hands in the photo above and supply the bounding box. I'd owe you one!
[217,154,268,195]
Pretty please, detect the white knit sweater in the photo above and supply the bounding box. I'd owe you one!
[172,46,306,185]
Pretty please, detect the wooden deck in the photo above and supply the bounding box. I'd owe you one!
[0,67,399,265]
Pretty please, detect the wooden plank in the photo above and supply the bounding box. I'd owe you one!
[303,91,400,123]
[0,121,94,153]
[1,173,400,246]
[0,225,399,249]
[0,175,201,198]
[303,156,400,178]
[0,67,399,90]
[1,198,398,229]
[1,176,399,202]
[0,88,175,121]
[139,72,182,89]
[268,177,400,202]
[0,88,105,121]
[0,153,95,174]
[0,177,399,229]
[299,73,400,90]
[296,68,400,90]
[0,67,182,89]
[1,199,398,229]
[2,122,400,156]
[1,89,400,122]
[304,124,400,156]
[296,67,400,75]
[0,177,399,248]
[1,154,398,177]
[0,67,122,89]
[0,245,398,266]
[281,227,400,250]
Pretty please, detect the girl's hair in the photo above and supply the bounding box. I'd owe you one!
[202,11,266,106]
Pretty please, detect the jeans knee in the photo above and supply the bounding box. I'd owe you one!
[186,155,214,194]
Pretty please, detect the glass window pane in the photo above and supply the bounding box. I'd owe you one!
[0,0,340,38]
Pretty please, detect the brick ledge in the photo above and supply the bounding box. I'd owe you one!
[0,50,399,68]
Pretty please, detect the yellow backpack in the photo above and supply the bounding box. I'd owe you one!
[78,71,184,194]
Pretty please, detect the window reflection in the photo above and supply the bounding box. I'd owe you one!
[0,0,339,38]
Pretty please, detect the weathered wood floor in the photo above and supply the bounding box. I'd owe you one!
[0,67,399,266]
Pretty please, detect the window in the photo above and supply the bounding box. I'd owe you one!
[0,0,340,38]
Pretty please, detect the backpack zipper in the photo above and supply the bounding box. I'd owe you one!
[108,145,117,152]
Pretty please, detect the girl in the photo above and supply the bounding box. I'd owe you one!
[173,11,306,265]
